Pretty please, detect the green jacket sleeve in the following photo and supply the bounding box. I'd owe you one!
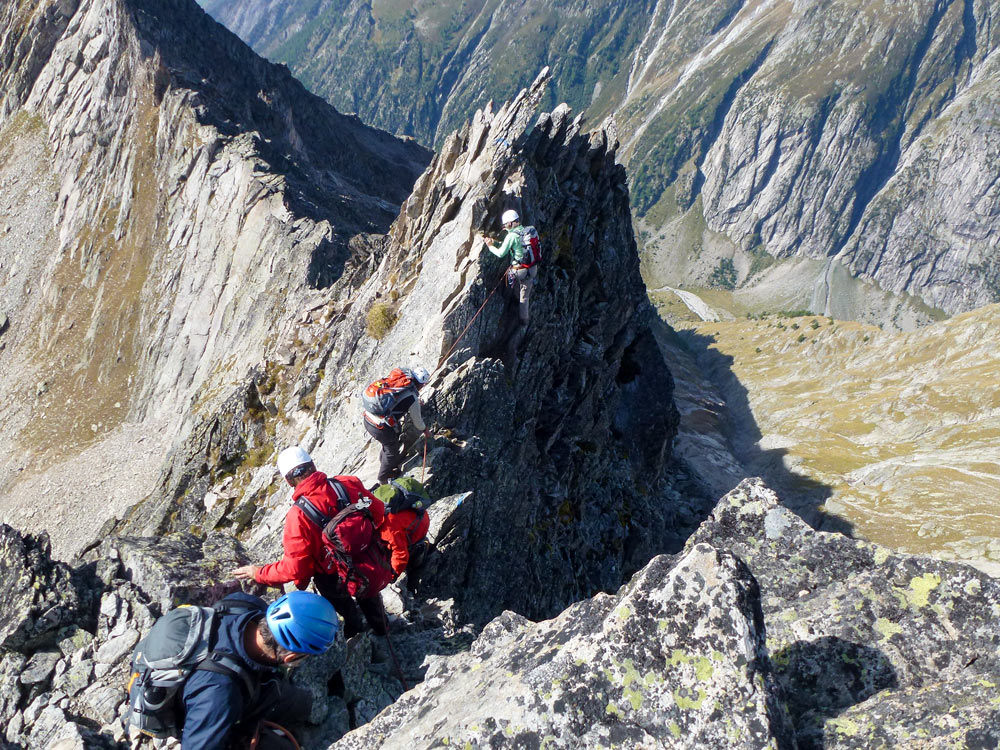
[487,231,521,261]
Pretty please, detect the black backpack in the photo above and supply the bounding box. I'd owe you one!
[385,477,433,517]
[125,594,265,739]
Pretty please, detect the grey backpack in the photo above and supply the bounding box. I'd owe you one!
[126,597,263,739]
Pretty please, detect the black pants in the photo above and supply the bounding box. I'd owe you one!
[365,419,403,485]
[314,573,387,637]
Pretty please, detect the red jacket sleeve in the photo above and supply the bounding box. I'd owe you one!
[380,515,411,575]
[254,506,316,588]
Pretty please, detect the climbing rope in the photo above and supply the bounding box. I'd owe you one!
[420,432,429,483]
[414,266,506,483]
[434,268,508,375]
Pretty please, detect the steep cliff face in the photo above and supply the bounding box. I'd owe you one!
[0,0,429,552]
[115,70,684,626]
[633,0,1000,322]
[202,0,1000,324]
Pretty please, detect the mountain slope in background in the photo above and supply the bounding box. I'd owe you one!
[0,0,429,553]
[673,301,1000,576]
[200,0,1000,328]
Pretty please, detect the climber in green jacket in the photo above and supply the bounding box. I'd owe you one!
[481,209,541,324]
[480,209,542,367]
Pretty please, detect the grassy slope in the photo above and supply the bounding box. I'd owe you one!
[675,301,1000,572]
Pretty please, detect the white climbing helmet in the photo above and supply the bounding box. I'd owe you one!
[277,446,312,478]
[409,365,431,385]
[501,209,520,226]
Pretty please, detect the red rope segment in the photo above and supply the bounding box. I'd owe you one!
[435,269,507,374]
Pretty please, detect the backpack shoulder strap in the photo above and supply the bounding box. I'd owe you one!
[294,496,331,529]
[328,478,350,510]
[194,650,258,699]
[193,609,260,699]
[213,594,267,618]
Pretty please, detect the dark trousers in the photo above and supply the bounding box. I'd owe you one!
[364,419,403,485]
[314,573,387,637]
[228,677,311,748]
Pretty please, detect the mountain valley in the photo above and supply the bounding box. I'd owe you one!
[201,0,1000,329]
[0,0,999,747]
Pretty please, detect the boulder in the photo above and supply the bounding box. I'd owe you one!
[804,676,1000,748]
[332,544,795,749]
[19,650,61,686]
[688,478,1000,744]
[104,532,254,613]
[0,525,82,652]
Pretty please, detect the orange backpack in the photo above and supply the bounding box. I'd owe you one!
[362,369,414,416]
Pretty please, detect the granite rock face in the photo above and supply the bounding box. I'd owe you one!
[0,0,430,554]
[117,71,683,627]
[688,478,1000,747]
[115,76,679,623]
[333,544,795,750]
[0,521,496,749]
[0,524,85,652]
[7,479,1000,747]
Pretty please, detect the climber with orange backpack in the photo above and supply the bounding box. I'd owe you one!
[479,209,542,366]
[362,365,431,485]
[232,447,394,638]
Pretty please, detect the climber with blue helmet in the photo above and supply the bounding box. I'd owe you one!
[127,590,337,749]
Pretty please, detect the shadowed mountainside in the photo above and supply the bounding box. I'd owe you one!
[0,0,430,553]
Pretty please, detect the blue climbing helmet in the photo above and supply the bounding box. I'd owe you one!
[265,591,338,655]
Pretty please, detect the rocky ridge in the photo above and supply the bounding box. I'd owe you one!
[689,479,1000,747]
[4,478,999,748]
[202,0,1000,326]
[113,69,686,627]
[0,0,430,553]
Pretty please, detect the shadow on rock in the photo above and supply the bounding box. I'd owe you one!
[773,636,898,748]
[669,325,850,536]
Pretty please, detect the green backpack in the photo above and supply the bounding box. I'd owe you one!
[374,476,433,516]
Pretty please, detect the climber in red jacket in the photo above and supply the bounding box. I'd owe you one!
[232,446,389,637]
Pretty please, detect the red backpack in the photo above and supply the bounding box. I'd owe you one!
[295,482,395,598]
[514,225,542,268]
[362,369,415,417]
